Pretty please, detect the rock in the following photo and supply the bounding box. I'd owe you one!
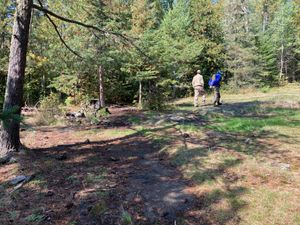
[109,157,120,162]
[245,138,252,144]
[12,175,35,190]
[75,112,85,118]
[45,191,55,197]
[65,202,74,209]
[162,211,170,217]
[66,112,75,117]
[170,116,185,122]
[9,157,17,164]
[55,153,67,161]
[271,162,291,170]
[0,155,10,165]
[84,139,90,144]
[10,175,27,185]
[182,133,190,138]
[133,194,142,203]
[155,119,167,125]
[278,163,290,170]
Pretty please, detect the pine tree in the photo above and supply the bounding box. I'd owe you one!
[189,0,225,80]
[223,0,260,87]
[259,1,298,83]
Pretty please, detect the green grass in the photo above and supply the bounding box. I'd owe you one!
[102,129,136,137]
[85,168,107,184]
[121,211,133,225]
[30,176,47,189]
[128,116,142,124]
[205,108,300,134]
[24,213,45,223]
[162,87,300,225]
[8,211,19,221]
[176,123,202,133]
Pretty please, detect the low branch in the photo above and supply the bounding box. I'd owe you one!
[33,4,109,35]
[45,14,83,58]
[36,0,82,58]
[32,3,150,59]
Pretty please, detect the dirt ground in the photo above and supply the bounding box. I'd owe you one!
[1,88,300,225]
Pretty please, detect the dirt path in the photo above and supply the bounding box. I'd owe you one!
[3,96,299,225]
[101,135,196,224]
[0,108,203,225]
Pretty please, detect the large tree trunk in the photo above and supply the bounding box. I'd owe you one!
[98,65,105,108]
[0,0,32,155]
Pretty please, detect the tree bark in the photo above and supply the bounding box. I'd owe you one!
[138,81,143,109]
[262,4,269,32]
[279,43,284,80]
[0,0,33,155]
[98,65,105,108]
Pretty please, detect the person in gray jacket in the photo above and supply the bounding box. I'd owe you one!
[192,70,206,107]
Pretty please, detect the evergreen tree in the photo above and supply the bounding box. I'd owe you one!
[222,0,260,87]
[189,0,225,81]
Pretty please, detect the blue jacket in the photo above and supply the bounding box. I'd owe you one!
[209,72,222,87]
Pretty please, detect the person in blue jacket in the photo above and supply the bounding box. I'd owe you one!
[209,71,222,106]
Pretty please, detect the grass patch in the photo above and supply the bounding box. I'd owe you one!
[75,128,137,139]
[121,211,133,225]
[102,129,136,137]
[8,211,20,221]
[240,188,299,225]
[66,175,80,185]
[85,168,107,184]
[90,200,107,218]
[176,123,202,133]
[206,108,300,134]
[24,212,45,223]
[128,116,141,124]
[30,176,47,189]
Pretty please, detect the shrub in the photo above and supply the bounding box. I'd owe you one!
[260,86,271,93]
[36,93,64,125]
[65,96,75,106]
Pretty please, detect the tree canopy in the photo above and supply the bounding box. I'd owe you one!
[0,0,299,108]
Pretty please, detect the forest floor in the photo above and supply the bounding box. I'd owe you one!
[1,85,300,225]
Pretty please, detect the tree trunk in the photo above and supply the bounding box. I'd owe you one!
[138,80,142,109]
[279,44,284,80]
[262,3,269,32]
[98,65,105,108]
[0,0,33,155]
[42,73,46,97]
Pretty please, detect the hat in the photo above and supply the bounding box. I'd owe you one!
[197,70,201,74]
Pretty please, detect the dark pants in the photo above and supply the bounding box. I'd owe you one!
[213,86,221,104]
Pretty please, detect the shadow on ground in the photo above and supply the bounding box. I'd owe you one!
[1,99,299,224]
